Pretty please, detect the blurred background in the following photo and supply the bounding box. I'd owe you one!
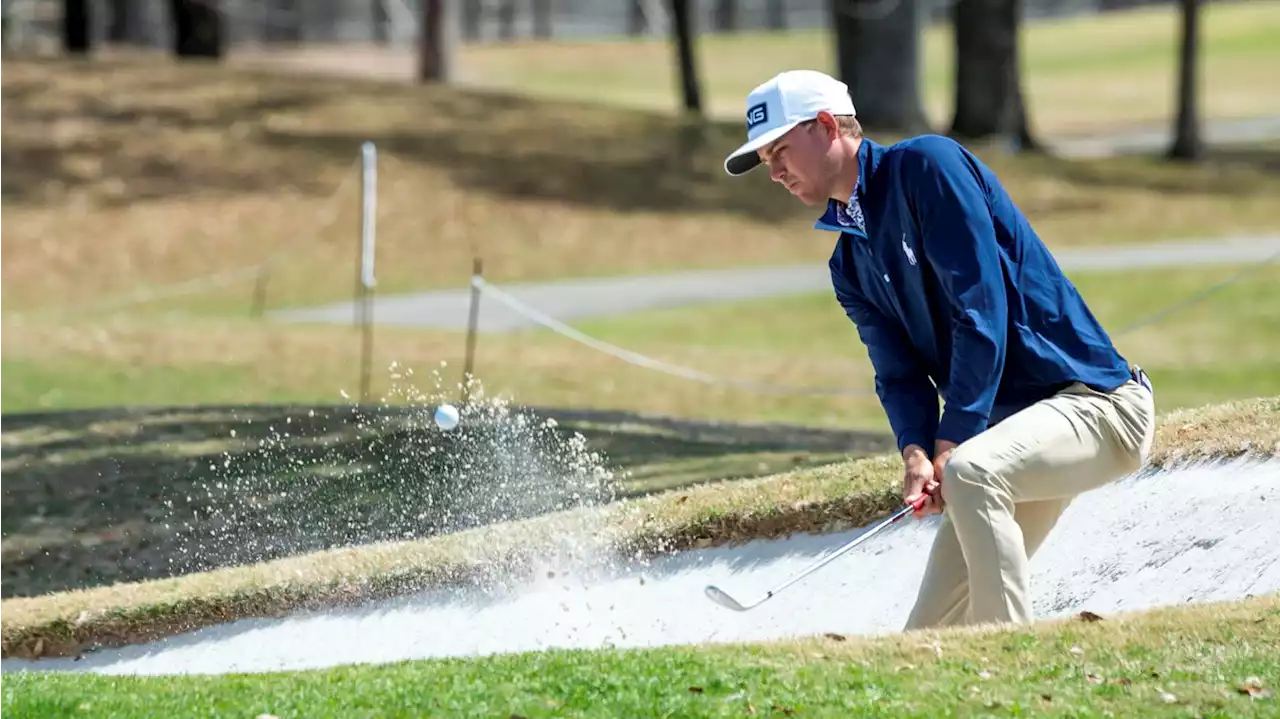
[2,0,1278,597]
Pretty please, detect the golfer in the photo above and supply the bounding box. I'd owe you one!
[723,70,1156,630]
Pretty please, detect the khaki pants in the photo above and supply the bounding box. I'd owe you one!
[903,370,1156,630]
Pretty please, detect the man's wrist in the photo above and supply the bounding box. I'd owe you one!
[902,443,930,466]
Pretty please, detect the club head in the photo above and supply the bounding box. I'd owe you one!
[704,585,748,612]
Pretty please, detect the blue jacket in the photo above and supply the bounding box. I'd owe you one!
[820,135,1134,454]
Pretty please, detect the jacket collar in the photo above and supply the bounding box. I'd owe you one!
[813,137,887,234]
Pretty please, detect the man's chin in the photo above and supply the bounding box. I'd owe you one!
[789,189,824,207]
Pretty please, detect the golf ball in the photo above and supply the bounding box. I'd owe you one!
[434,403,460,430]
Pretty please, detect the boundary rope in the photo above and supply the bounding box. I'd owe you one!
[473,249,1279,397]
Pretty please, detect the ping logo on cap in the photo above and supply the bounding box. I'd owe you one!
[746,102,769,130]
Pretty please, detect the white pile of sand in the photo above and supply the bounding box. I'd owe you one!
[4,456,1277,676]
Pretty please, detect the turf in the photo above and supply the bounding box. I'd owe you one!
[254,0,1280,136]
[0,403,885,598]
[4,594,1277,718]
[3,396,1275,662]
[6,264,1278,428]
[5,20,1280,315]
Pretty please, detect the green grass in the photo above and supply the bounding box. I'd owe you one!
[5,264,1278,428]
[0,357,265,411]
[4,594,1277,718]
[557,262,1280,417]
[4,396,1276,662]
[0,401,886,599]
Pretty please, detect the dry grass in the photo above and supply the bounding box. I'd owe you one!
[240,0,1280,136]
[4,47,1280,316]
[6,263,1276,430]
[2,395,1275,660]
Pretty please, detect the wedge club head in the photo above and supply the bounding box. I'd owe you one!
[704,585,750,612]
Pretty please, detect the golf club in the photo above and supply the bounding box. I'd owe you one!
[704,493,930,612]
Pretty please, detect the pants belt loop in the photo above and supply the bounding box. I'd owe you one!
[1131,364,1152,393]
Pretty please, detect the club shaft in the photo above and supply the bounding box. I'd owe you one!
[746,502,916,605]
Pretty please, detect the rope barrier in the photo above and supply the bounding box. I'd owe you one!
[471,276,875,397]
[472,249,1278,398]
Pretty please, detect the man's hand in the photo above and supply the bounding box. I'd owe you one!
[902,444,942,519]
[932,439,958,482]
[923,439,959,515]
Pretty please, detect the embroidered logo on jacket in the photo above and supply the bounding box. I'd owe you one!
[902,235,917,266]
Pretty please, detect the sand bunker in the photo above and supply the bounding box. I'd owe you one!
[4,456,1277,676]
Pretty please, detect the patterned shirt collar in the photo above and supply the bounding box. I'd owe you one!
[837,178,865,233]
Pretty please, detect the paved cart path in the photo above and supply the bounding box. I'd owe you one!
[272,236,1280,333]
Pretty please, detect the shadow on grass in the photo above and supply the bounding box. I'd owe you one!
[0,403,892,599]
[0,55,1206,225]
[1003,142,1280,196]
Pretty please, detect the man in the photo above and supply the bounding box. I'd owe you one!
[723,69,1156,630]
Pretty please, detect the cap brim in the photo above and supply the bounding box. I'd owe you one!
[723,120,803,176]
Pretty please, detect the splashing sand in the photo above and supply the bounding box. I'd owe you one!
[5,456,1276,676]
[162,365,619,578]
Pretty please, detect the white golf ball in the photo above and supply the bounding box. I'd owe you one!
[434,403,460,430]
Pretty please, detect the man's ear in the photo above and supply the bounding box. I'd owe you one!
[815,111,840,140]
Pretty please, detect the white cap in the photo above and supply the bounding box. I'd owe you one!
[723,70,857,176]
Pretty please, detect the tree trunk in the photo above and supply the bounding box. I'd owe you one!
[372,0,389,44]
[63,0,91,53]
[462,0,483,40]
[831,0,929,133]
[419,0,452,82]
[497,0,516,40]
[107,0,133,43]
[532,0,552,38]
[263,0,301,43]
[1168,0,1202,160]
[170,0,223,58]
[766,0,786,30]
[714,0,737,32]
[628,0,648,35]
[949,0,1038,151]
[670,0,703,116]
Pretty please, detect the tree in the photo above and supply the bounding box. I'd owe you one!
[263,0,302,43]
[714,0,738,32]
[107,0,137,44]
[497,0,516,40]
[419,0,452,82]
[948,0,1038,151]
[532,0,553,38]
[462,0,483,40]
[1168,0,1203,160]
[831,0,929,133]
[170,0,223,58]
[628,0,648,35]
[670,0,703,117]
[373,0,389,45]
[63,0,91,54]
[766,0,786,30]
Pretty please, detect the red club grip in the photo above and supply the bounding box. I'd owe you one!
[908,479,942,512]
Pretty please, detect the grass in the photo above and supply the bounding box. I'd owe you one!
[4,15,1278,447]
[6,264,1278,428]
[2,395,1276,662]
[4,594,1278,718]
[5,24,1280,315]
[0,402,886,599]
[252,0,1280,137]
